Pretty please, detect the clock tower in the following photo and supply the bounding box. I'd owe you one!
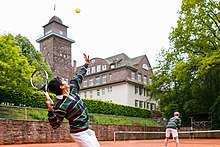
[36,16,75,82]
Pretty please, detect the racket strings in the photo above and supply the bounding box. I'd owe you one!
[31,70,48,91]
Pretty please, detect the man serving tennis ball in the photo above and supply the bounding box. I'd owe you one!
[45,54,100,147]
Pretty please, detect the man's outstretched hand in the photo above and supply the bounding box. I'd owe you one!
[84,53,90,65]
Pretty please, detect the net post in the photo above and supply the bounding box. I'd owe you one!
[113,131,117,142]
[24,107,27,120]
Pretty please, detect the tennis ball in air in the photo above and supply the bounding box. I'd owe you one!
[75,8,81,13]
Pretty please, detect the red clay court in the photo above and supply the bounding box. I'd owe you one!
[2,139,220,147]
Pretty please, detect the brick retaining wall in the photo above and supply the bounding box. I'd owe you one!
[0,119,165,145]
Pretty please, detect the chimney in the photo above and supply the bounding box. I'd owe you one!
[73,60,77,75]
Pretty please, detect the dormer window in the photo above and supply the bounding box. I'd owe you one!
[142,64,148,70]
[91,59,95,63]
[102,65,106,70]
[110,65,115,69]
[110,63,116,69]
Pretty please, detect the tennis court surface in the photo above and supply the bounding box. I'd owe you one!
[1,139,220,147]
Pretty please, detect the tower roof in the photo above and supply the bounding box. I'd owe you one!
[49,15,62,24]
[43,15,68,28]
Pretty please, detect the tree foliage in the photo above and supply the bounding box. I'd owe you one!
[14,34,53,76]
[148,0,220,128]
[0,33,53,106]
[0,34,33,91]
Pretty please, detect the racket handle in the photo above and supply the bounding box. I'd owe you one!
[44,92,54,106]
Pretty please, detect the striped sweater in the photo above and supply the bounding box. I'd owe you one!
[166,116,181,130]
[48,64,89,133]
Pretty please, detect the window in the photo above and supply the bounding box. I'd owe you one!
[135,100,139,107]
[143,76,147,84]
[146,89,149,97]
[135,86,138,94]
[83,80,87,87]
[147,102,150,109]
[89,78,94,86]
[102,65,106,70]
[97,89,100,96]
[95,76,100,85]
[138,73,142,82]
[139,87,143,95]
[131,71,135,80]
[102,75,106,83]
[139,101,143,108]
[149,78,153,85]
[142,64,148,70]
[84,92,87,98]
[109,74,112,81]
[91,59,95,63]
[92,67,95,73]
[97,65,101,72]
[102,88,105,95]
[110,64,115,69]
[89,91,93,98]
[108,87,112,92]
[151,103,156,110]
[87,68,90,75]
[144,101,149,108]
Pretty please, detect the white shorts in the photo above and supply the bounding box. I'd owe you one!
[70,129,100,147]
[165,128,178,138]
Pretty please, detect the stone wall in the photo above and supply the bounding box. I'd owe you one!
[0,118,165,145]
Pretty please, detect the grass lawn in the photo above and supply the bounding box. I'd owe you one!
[0,104,161,127]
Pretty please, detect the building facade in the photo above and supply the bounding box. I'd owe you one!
[37,16,157,110]
[78,53,157,110]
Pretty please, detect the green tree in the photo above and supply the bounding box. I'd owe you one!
[0,34,54,107]
[14,34,53,77]
[148,0,220,128]
[0,34,34,104]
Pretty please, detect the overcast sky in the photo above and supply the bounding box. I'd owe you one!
[0,0,182,67]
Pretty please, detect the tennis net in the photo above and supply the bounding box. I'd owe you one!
[113,130,220,142]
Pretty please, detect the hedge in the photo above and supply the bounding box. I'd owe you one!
[0,88,151,118]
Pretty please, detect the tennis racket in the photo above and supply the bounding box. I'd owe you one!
[30,68,48,92]
[30,68,54,105]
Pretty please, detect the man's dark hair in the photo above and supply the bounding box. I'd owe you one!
[48,77,62,95]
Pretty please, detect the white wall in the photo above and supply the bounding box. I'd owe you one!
[80,83,158,109]
[80,84,128,105]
